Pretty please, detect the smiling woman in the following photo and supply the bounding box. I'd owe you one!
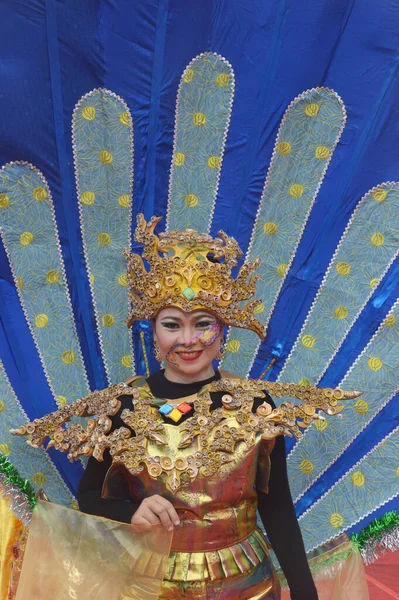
[12,215,363,600]
[154,308,224,382]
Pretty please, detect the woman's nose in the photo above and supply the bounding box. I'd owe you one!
[180,327,196,346]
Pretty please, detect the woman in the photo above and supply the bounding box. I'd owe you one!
[14,215,355,599]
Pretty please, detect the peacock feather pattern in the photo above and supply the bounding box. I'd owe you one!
[73,89,135,384]
[220,88,347,377]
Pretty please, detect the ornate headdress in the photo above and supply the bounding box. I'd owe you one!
[124,215,265,337]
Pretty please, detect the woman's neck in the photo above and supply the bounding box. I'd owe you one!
[163,364,215,384]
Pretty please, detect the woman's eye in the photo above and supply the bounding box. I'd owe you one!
[162,322,179,330]
[196,321,215,329]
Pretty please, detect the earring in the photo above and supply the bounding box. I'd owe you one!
[216,339,225,361]
[153,341,162,363]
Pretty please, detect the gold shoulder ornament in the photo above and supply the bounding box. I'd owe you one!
[11,377,361,493]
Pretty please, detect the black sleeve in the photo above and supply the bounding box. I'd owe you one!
[77,394,140,523]
[77,452,140,523]
[256,434,318,600]
[254,392,318,600]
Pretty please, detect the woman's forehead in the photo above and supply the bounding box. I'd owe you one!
[157,308,215,320]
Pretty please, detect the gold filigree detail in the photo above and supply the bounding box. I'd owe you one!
[12,376,361,493]
[123,215,264,337]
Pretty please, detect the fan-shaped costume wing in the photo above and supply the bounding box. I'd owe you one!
[73,89,135,384]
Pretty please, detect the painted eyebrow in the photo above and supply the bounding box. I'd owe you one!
[160,315,215,322]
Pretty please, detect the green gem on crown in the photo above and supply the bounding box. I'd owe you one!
[183,287,196,300]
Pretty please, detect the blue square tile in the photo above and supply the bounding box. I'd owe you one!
[159,403,173,415]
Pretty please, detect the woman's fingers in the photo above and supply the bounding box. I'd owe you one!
[132,495,180,532]
[153,495,180,526]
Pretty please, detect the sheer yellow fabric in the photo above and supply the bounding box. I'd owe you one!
[0,496,25,600]
[15,500,172,600]
[281,540,369,600]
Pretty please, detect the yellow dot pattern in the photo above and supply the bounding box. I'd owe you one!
[118,273,128,287]
[0,444,10,456]
[226,340,240,353]
[33,187,47,201]
[32,472,47,487]
[351,471,365,487]
[119,112,130,125]
[81,191,95,205]
[263,222,277,235]
[368,357,382,371]
[336,261,351,275]
[20,232,34,246]
[183,69,194,83]
[276,264,287,277]
[35,314,49,328]
[99,151,113,165]
[254,303,265,315]
[46,269,60,283]
[56,395,68,408]
[216,73,230,87]
[207,156,220,170]
[185,194,199,208]
[371,232,384,246]
[62,350,76,364]
[121,355,133,368]
[0,193,10,208]
[118,195,130,208]
[277,142,291,155]
[101,314,115,327]
[174,152,186,166]
[289,184,304,198]
[82,106,96,120]
[98,233,111,246]
[299,460,314,474]
[301,334,316,348]
[334,306,348,319]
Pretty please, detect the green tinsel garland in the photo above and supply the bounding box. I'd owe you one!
[0,452,37,510]
[350,511,399,551]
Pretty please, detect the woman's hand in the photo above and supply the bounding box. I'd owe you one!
[130,494,180,531]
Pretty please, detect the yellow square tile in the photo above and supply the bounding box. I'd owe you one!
[169,408,183,422]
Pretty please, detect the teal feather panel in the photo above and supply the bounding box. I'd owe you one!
[166,53,234,233]
[220,88,346,376]
[73,89,135,384]
[278,183,399,387]
[299,426,399,552]
[288,299,399,501]
[0,360,74,506]
[0,163,90,405]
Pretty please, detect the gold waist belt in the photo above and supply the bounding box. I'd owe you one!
[171,501,257,553]
[165,528,270,582]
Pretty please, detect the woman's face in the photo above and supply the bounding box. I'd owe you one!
[153,307,224,383]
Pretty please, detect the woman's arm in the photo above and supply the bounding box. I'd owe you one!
[77,452,139,523]
[257,433,318,600]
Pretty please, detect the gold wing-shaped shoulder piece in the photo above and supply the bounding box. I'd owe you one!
[10,378,145,461]
[260,380,361,439]
[210,377,362,440]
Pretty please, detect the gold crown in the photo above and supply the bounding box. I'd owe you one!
[124,215,265,337]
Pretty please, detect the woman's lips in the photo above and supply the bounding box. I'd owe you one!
[177,350,203,362]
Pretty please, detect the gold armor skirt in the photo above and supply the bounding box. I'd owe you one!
[159,557,281,599]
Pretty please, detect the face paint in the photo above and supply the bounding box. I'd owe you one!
[165,322,221,366]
